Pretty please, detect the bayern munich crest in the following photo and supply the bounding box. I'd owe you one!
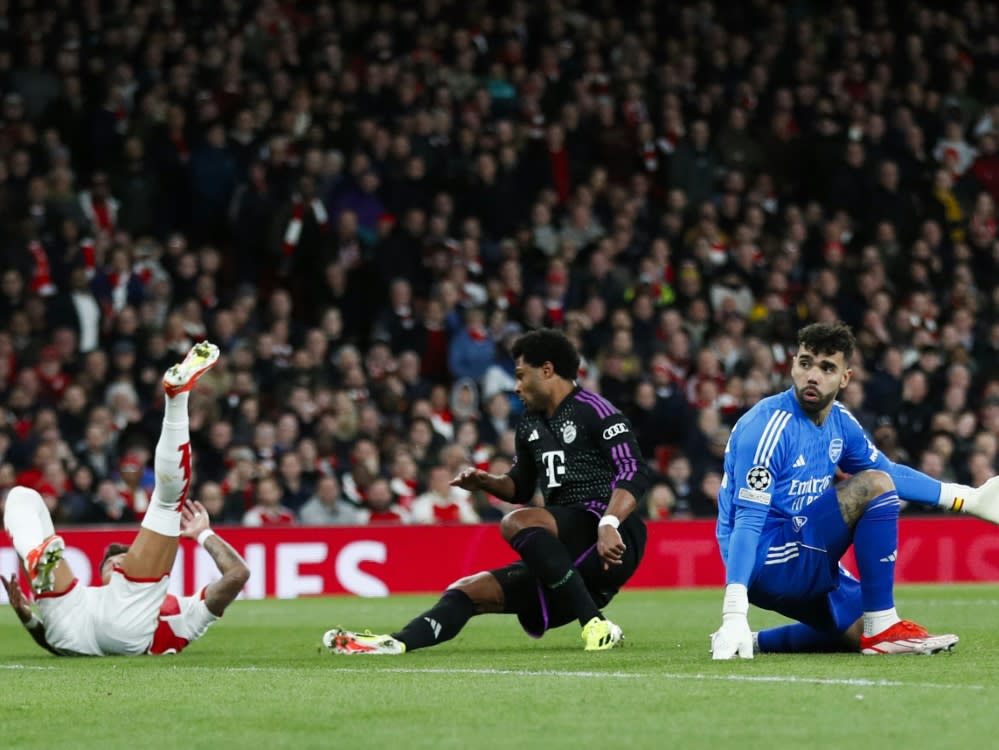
[562,422,577,443]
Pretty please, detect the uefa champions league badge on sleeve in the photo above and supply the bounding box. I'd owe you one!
[739,465,773,505]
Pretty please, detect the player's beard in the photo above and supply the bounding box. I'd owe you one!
[794,384,836,415]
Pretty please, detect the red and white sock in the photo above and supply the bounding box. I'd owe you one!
[3,486,56,559]
[140,393,192,537]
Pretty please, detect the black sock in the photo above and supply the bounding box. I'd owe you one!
[509,528,600,626]
[392,589,477,651]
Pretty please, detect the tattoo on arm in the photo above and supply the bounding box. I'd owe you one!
[19,617,59,655]
[202,535,251,617]
[29,624,60,655]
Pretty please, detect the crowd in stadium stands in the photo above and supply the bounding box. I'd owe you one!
[1,0,998,527]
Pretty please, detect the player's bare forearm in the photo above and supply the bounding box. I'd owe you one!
[605,487,638,521]
[2,576,60,655]
[451,468,520,502]
[203,535,250,617]
[486,474,518,502]
[23,619,60,655]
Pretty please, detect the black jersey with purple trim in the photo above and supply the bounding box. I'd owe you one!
[506,386,652,508]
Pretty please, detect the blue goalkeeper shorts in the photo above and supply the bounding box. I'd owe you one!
[748,485,863,634]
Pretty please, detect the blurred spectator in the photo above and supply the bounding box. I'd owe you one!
[277,450,312,513]
[115,453,151,520]
[197,481,227,524]
[222,446,258,523]
[410,465,479,524]
[90,478,137,524]
[448,307,495,383]
[359,477,409,524]
[642,482,677,521]
[242,475,296,527]
[299,474,360,526]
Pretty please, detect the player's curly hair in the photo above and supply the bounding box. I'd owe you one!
[511,328,580,380]
[797,322,856,360]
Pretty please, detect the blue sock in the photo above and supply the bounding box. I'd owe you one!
[853,490,900,612]
[758,623,848,653]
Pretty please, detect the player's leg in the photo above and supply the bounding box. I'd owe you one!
[756,569,864,653]
[392,571,502,648]
[2,486,75,594]
[758,620,863,653]
[503,505,625,650]
[324,569,503,655]
[837,470,902,635]
[499,507,604,628]
[837,470,958,653]
[120,342,219,579]
[753,473,956,654]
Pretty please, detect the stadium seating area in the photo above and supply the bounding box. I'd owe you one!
[0,0,997,525]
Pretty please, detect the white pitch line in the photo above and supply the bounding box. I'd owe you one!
[1,662,986,690]
[673,673,985,690]
[321,666,986,690]
[330,667,641,679]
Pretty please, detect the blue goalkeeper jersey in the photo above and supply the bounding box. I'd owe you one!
[716,387,896,564]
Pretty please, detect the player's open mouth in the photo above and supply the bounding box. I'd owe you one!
[802,388,819,400]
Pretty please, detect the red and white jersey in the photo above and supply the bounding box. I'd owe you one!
[35,572,218,657]
[147,590,219,655]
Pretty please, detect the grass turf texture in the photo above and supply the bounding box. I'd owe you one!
[1,585,996,750]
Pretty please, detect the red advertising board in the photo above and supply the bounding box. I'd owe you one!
[2,517,997,602]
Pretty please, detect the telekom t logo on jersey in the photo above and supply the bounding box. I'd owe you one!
[541,450,566,487]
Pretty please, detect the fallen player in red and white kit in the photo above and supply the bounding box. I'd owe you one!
[1,342,249,656]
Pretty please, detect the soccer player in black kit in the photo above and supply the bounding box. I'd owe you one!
[324,328,652,654]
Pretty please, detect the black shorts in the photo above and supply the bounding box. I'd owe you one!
[492,504,646,638]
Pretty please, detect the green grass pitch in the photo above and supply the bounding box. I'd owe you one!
[1,585,996,750]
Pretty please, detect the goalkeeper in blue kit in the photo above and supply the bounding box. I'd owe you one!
[712,322,999,658]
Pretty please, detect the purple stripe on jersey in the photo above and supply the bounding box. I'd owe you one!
[610,443,637,483]
[611,444,625,480]
[590,393,617,417]
[618,441,637,481]
[575,390,614,418]
[586,389,618,416]
[590,390,618,417]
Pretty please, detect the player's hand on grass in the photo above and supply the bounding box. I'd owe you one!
[450,467,491,491]
[179,500,211,539]
[597,525,626,570]
[711,583,753,660]
[711,614,754,659]
[1,573,32,621]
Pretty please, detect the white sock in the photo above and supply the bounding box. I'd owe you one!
[163,391,190,423]
[863,608,900,637]
[3,486,56,558]
[140,394,192,538]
